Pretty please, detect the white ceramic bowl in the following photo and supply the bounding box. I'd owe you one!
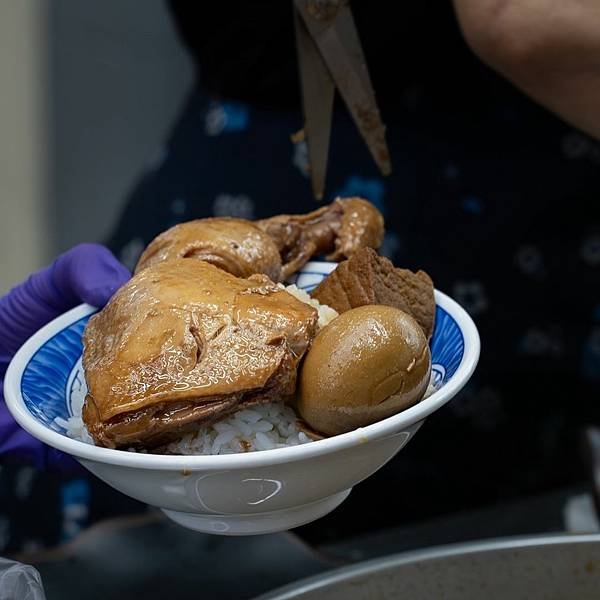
[4,262,479,535]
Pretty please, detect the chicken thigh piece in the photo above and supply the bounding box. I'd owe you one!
[135,218,283,281]
[255,197,384,279]
[135,198,383,283]
[82,259,318,449]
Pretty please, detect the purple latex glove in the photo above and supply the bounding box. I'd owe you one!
[0,243,130,470]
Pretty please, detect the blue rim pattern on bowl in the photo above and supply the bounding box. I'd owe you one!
[21,317,88,431]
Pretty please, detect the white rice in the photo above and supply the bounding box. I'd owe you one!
[162,402,312,455]
[57,286,437,455]
[56,393,93,445]
[282,283,339,329]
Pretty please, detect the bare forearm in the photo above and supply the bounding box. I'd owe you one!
[453,0,600,139]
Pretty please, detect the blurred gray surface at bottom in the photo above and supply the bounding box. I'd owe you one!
[256,535,600,600]
[23,513,336,600]
[15,486,591,600]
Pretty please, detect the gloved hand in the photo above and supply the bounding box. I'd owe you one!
[0,243,130,470]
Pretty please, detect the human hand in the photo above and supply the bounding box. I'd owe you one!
[0,243,130,470]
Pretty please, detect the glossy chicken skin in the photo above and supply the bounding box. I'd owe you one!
[82,259,318,449]
[135,198,383,282]
[256,197,384,279]
[135,218,283,281]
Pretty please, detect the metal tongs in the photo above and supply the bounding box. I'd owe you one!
[293,0,391,200]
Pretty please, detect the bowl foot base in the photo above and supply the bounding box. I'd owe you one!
[162,489,351,536]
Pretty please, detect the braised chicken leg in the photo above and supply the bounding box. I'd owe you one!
[82,259,318,449]
[134,198,384,282]
[136,218,283,281]
[256,197,384,279]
